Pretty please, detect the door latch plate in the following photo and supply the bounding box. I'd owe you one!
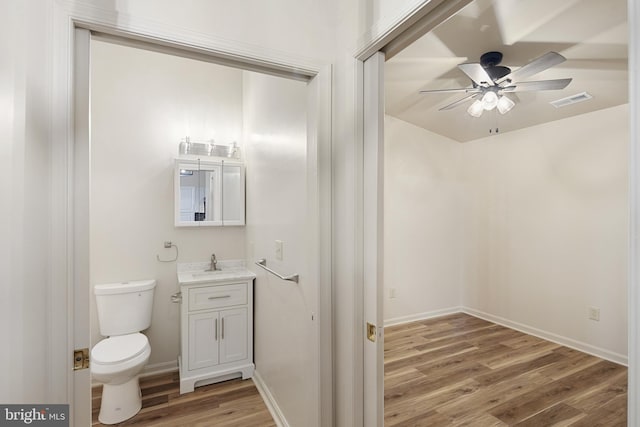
[367,322,377,342]
[74,348,89,370]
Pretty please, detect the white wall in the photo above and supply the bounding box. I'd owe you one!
[243,72,318,426]
[104,0,339,62]
[462,104,629,359]
[90,40,246,367]
[383,116,463,323]
[364,0,427,35]
[384,105,628,360]
[0,0,52,403]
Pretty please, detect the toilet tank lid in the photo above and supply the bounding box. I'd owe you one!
[94,279,156,295]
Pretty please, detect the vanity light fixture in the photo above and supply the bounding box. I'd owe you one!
[227,142,239,158]
[178,136,241,159]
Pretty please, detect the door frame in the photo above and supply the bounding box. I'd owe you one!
[354,0,639,425]
[362,51,386,427]
[51,3,332,426]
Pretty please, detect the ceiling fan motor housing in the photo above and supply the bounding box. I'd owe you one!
[480,51,511,81]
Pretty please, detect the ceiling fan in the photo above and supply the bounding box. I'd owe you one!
[419,51,572,117]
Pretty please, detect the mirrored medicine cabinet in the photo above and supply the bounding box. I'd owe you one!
[174,159,245,227]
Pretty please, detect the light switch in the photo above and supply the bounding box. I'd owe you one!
[275,240,283,260]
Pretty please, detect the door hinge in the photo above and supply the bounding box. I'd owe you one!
[74,348,89,370]
[367,322,377,342]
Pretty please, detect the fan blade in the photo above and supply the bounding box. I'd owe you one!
[497,52,566,85]
[419,87,481,94]
[438,94,478,111]
[501,78,572,92]
[458,63,495,87]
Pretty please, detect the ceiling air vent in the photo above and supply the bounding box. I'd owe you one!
[550,92,593,108]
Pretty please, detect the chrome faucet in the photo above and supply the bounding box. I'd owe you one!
[206,253,219,271]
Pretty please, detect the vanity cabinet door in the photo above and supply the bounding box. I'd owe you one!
[219,307,248,364]
[188,311,219,370]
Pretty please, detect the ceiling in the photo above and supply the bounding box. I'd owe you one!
[385,0,628,142]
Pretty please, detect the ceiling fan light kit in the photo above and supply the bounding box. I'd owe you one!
[481,91,499,110]
[420,51,572,118]
[466,91,514,117]
[467,100,484,117]
[497,95,515,114]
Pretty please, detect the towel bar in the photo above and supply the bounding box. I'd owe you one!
[255,258,299,284]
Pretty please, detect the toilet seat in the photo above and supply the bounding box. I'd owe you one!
[92,333,149,365]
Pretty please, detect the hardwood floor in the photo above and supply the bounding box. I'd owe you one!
[384,313,627,426]
[91,373,275,426]
[91,314,625,426]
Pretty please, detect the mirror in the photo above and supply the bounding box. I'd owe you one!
[175,159,245,226]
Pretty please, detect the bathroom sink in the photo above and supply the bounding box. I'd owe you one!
[177,263,256,285]
[191,270,228,277]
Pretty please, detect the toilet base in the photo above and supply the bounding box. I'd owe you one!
[98,376,142,425]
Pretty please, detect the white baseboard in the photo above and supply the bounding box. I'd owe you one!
[141,360,179,378]
[91,360,178,388]
[384,306,462,327]
[252,370,289,427]
[462,307,628,366]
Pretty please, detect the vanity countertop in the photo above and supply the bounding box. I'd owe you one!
[177,260,256,285]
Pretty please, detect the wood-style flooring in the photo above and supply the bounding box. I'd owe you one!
[384,313,627,426]
[91,372,275,426]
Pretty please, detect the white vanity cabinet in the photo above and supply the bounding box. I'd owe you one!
[178,276,255,394]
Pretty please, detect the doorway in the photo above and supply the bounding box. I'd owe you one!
[360,0,633,425]
[88,36,317,425]
[62,15,331,425]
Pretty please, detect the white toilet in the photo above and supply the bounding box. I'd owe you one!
[92,279,156,425]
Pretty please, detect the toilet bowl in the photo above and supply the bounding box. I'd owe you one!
[92,333,151,424]
[92,280,156,425]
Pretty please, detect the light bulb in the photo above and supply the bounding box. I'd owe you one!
[467,100,483,117]
[497,95,515,114]
[481,91,499,110]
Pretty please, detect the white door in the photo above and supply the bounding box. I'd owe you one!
[363,51,385,427]
[219,307,248,364]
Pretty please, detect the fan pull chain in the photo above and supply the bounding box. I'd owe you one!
[489,110,499,135]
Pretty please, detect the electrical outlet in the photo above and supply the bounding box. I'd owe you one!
[588,306,600,321]
[389,288,397,299]
[275,240,283,260]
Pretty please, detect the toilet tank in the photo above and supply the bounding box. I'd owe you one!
[95,279,156,336]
